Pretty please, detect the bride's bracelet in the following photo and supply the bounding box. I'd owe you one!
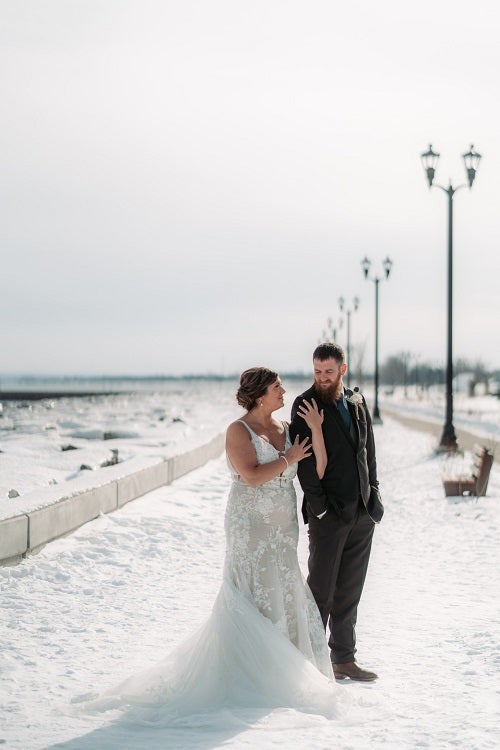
[279,454,289,470]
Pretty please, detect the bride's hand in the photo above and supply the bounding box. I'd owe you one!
[297,398,324,430]
[284,435,312,464]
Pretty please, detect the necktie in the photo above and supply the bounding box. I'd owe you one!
[336,395,352,431]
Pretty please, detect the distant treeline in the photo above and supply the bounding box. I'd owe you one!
[3,358,499,391]
[373,355,499,391]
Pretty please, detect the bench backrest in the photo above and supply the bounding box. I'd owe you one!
[474,448,494,496]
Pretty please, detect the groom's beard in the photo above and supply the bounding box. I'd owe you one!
[314,372,343,404]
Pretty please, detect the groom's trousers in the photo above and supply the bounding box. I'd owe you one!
[307,503,375,664]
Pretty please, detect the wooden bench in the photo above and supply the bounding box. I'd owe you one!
[443,445,494,497]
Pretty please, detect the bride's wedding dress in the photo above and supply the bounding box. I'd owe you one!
[84,422,342,725]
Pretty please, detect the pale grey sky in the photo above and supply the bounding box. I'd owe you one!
[1,0,499,376]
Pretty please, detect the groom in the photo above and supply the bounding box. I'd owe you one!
[290,342,383,681]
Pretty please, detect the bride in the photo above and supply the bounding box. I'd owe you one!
[85,368,343,725]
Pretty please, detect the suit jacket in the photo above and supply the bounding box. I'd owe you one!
[289,385,383,525]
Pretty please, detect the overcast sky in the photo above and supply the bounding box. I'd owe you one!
[1,0,499,376]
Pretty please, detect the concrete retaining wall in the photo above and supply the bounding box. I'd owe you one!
[0,432,225,566]
[172,433,225,481]
[117,462,169,508]
[0,515,29,565]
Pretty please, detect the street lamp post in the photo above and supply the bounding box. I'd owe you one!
[321,315,343,344]
[401,351,411,399]
[414,353,421,398]
[338,297,359,388]
[420,144,482,451]
[361,256,393,423]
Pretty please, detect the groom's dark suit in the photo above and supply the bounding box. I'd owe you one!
[290,385,383,664]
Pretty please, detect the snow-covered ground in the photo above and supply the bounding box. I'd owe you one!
[380,385,500,443]
[1,396,499,749]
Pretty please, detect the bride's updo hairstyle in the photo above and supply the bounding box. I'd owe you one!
[236,367,279,411]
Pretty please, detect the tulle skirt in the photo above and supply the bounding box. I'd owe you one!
[80,578,344,727]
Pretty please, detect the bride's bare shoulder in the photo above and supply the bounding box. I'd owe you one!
[226,419,250,436]
[226,420,252,451]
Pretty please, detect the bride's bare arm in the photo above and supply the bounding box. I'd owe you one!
[295,399,327,479]
[226,422,311,488]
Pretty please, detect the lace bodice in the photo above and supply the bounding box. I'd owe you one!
[226,420,297,484]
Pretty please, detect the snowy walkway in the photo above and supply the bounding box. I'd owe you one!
[1,417,499,750]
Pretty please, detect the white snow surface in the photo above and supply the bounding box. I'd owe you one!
[1,382,499,748]
[380,385,500,444]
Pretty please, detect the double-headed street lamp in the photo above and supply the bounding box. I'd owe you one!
[420,144,482,451]
[361,256,393,423]
[321,315,343,344]
[338,296,359,388]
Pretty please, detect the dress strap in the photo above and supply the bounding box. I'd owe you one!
[236,419,254,437]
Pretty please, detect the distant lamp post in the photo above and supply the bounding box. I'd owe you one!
[420,143,482,451]
[400,351,411,399]
[413,353,421,397]
[321,315,343,344]
[361,256,393,423]
[338,296,360,388]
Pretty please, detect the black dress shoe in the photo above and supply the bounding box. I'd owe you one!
[332,661,378,681]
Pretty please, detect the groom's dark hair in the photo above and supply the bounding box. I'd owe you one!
[313,342,345,365]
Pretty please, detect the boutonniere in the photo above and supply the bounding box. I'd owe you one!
[346,390,363,419]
